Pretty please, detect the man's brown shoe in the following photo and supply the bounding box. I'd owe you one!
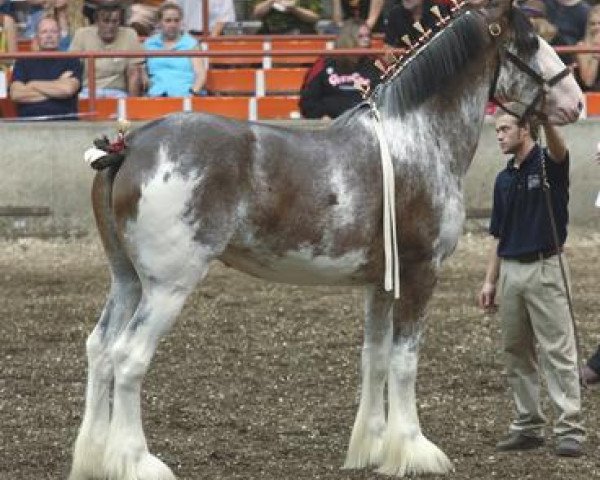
[496,432,544,451]
[555,438,583,457]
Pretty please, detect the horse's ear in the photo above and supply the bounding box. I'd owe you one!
[479,0,512,26]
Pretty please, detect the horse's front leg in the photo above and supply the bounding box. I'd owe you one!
[377,263,453,477]
[344,286,393,469]
[70,279,141,480]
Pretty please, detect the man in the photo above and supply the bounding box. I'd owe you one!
[69,1,142,97]
[177,0,235,36]
[478,110,585,457]
[384,0,449,50]
[10,16,82,119]
[252,0,321,35]
[545,0,590,46]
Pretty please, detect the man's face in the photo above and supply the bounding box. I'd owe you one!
[401,0,423,12]
[495,114,526,155]
[97,10,121,43]
[36,18,60,51]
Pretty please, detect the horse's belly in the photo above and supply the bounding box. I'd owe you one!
[220,246,370,286]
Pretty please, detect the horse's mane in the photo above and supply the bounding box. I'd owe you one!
[374,11,488,116]
[331,6,538,124]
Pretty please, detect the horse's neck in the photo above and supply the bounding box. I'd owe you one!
[381,59,494,179]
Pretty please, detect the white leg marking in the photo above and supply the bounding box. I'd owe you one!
[69,323,113,480]
[345,290,393,469]
[70,281,141,480]
[377,340,453,477]
[103,288,191,480]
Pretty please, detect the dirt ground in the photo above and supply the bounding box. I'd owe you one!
[1,229,600,480]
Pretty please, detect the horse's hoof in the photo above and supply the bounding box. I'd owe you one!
[376,433,453,477]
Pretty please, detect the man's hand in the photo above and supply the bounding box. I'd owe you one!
[59,70,74,80]
[478,281,498,314]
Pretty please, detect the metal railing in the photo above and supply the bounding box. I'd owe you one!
[0,43,596,119]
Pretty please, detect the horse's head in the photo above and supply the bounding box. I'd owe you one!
[481,0,583,125]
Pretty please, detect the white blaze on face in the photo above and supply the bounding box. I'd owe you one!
[535,37,583,124]
[126,144,212,287]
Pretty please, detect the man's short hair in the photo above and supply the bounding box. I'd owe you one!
[495,103,541,141]
[95,1,124,18]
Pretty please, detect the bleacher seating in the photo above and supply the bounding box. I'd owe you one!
[4,34,600,122]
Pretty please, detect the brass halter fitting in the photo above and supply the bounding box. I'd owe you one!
[489,22,502,37]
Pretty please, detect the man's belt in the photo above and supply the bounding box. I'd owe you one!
[508,248,562,264]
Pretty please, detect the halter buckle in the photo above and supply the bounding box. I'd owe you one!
[489,22,502,37]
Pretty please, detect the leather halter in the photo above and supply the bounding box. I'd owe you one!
[488,38,571,121]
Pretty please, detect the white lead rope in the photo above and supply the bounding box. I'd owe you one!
[370,106,400,299]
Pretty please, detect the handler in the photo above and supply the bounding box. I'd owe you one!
[478,109,585,457]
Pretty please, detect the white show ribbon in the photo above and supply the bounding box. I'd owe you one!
[84,146,109,165]
[370,106,400,299]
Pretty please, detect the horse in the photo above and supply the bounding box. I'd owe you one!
[69,0,583,478]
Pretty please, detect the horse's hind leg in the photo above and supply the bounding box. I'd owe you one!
[344,286,393,469]
[70,263,142,480]
[377,263,453,477]
[102,248,210,480]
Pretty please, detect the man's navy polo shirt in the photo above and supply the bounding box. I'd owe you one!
[489,144,569,258]
[11,57,83,119]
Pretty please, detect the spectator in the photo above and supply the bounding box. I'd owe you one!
[384,0,449,50]
[252,0,321,35]
[0,0,12,15]
[0,10,17,61]
[177,0,235,36]
[9,16,82,119]
[517,0,558,43]
[70,1,143,98]
[128,0,161,36]
[144,2,206,97]
[545,0,590,46]
[576,5,600,90]
[299,20,380,119]
[332,0,385,33]
[21,1,79,50]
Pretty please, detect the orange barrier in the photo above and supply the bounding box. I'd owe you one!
[256,95,300,120]
[267,39,332,67]
[262,68,307,95]
[78,98,119,120]
[190,96,250,120]
[205,68,256,95]
[204,41,263,68]
[125,97,184,120]
[0,97,17,118]
[586,92,600,116]
[204,67,307,96]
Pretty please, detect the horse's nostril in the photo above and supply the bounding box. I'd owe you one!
[577,101,583,112]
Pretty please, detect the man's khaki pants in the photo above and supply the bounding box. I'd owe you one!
[499,255,585,441]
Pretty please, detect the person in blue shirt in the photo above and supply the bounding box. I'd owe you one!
[143,2,206,97]
[478,110,585,458]
[9,16,82,120]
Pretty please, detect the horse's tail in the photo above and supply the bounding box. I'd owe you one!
[91,159,140,291]
[84,134,128,171]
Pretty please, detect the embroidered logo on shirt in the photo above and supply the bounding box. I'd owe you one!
[527,173,541,190]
